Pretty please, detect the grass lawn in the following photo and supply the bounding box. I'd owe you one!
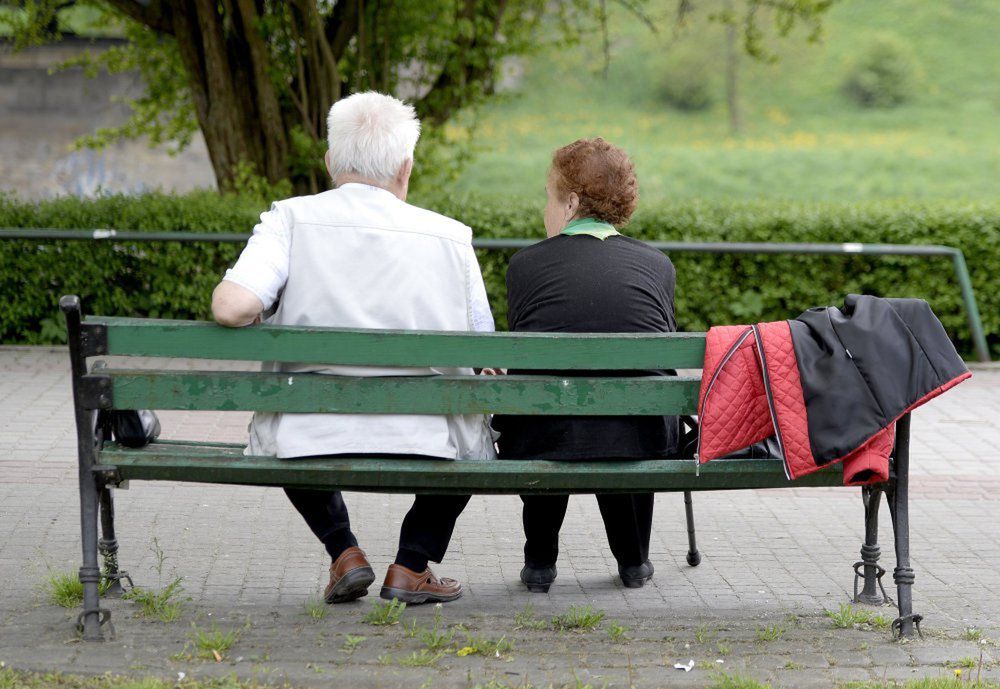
[449,0,1000,203]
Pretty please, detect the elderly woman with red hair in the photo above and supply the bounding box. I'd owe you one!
[493,138,679,593]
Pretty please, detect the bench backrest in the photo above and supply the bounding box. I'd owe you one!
[77,316,706,417]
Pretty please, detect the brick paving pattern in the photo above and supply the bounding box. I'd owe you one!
[0,347,998,687]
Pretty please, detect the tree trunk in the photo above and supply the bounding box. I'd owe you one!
[101,0,506,195]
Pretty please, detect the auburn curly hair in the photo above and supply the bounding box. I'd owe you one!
[550,138,639,228]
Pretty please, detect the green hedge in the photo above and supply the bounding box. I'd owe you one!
[1,191,997,357]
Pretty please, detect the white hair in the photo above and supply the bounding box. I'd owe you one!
[326,91,421,185]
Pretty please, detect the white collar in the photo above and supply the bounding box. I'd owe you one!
[337,182,397,199]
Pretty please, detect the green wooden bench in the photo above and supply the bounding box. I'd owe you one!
[60,295,920,641]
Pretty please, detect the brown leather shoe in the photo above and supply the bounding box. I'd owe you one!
[323,547,376,604]
[379,563,462,604]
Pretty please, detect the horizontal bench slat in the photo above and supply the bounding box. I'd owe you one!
[99,442,844,494]
[105,371,701,415]
[86,317,707,370]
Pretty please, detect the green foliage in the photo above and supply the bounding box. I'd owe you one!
[695,622,719,643]
[1,193,997,359]
[844,32,921,108]
[420,605,457,651]
[43,571,110,608]
[551,605,605,631]
[397,649,446,667]
[186,621,244,661]
[961,628,983,642]
[363,598,406,626]
[709,673,773,689]
[514,602,548,630]
[947,657,978,669]
[456,632,513,658]
[607,620,629,643]
[754,623,786,643]
[842,680,1000,689]
[661,55,714,111]
[229,162,293,205]
[0,191,256,344]
[452,1,1000,203]
[825,603,890,629]
[341,634,366,652]
[122,577,184,623]
[303,598,329,620]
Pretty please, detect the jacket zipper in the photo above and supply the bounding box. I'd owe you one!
[696,326,754,462]
[751,324,791,480]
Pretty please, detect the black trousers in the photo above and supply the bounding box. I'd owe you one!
[285,487,470,565]
[521,493,654,568]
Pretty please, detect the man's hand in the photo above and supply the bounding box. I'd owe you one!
[212,281,264,327]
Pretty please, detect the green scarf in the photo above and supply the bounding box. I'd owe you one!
[560,217,620,240]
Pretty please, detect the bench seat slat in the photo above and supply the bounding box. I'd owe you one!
[99,442,844,494]
[106,371,702,415]
[86,317,707,370]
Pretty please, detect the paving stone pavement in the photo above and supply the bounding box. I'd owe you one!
[0,347,998,688]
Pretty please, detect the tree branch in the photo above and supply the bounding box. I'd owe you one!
[324,0,360,62]
[416,0,509,126]
[102,0,174,35]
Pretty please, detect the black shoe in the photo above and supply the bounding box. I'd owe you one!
[520,564,557,593]
[619,560,654,588]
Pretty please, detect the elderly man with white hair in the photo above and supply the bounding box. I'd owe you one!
[212,92,495,605]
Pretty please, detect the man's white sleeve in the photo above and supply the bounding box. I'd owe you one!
[222,203,291,310]
[467,246,495,333]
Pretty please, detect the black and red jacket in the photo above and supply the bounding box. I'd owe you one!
[697,295,971,485]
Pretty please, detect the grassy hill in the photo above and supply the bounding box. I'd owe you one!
[447,0,1000,203]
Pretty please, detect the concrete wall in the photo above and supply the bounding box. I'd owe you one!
[0,38,215,199]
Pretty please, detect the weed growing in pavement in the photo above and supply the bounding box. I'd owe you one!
[121,537,184,622]
[825,603,890,630]
[755,624,786,643]
[563,672,605,689]
[709,672,773,689]
[341,634,366,652]
[187,621,244,661]
[457,633,513,658]
[695,623,719,644]
[303,599,328,620]
[363,598,406,626]
[606,620,629,643]
[841,678,1000,688]
[716,642,732,656]
[514,602,547,630]
[551,605,605,632]
[419,605,456,652]
[123,577,184,622]
[398,649,445,667]
[947,657,978,669]
[43,571,110,608]
[962,628,984,642]
[783,661,803,670]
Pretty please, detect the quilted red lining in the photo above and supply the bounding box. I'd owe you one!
[697,326,772,462]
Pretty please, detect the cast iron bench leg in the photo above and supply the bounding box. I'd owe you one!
[888,413,921,638]
[99,487,132,596]
[854,484,892,605]
[61,296,111,641]
[684,491,701,566]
